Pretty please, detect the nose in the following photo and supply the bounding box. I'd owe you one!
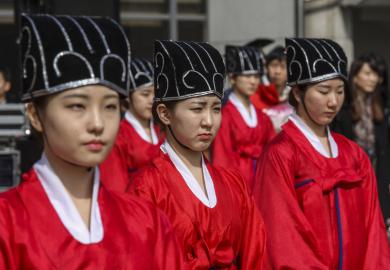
[87,107,104,136]
[327,92,338,108]
[200,109,213,129]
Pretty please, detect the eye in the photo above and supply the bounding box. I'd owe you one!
[66,103,85,111]
[190,107,202,112]
[105,103,118,111]
[213,106,221,113]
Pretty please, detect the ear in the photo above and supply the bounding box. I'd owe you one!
[292,86,302,104]
[228,74,236,86]
[156,103,172,125]
[26,103,44,132]
[3,81,10,93]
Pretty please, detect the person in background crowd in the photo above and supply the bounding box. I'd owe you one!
[251,46,294,132]
[128,40,266,269]
[212,45,275,191]
[0,64,11,104]
[0,14,184,269]
[254,38,390,269]
[100,58,163,192]
[332,52,390,235]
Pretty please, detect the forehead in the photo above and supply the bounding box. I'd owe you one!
[57,85,118,98]
[182,95,221,104]
[268,59,286,66]
[313,78,345,88]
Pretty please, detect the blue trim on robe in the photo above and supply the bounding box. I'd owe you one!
[335,188,343,270]
[294,179,314,189]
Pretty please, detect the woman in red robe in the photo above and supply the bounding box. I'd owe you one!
[253,38,390,269]
[0,14,183,269]
[128,40,266,269]
[212,45,275,191]
[100,59,163,192]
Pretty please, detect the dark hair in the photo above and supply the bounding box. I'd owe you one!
[0,64,11,82]
[29,95,50,141]
[266,46,286,66]
[288,84,308,109]
[152,100,178,129]
[349,52,384,122]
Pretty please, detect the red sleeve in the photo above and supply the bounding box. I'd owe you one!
[0,199,16,270]
[127,166,162,206]
[358,148,390,268]
[211,112,239,168]
[261,112,276,143]
[152,208,186,270]
[253,141,328,269]
[100,140,129,192]
[228,169,267,269]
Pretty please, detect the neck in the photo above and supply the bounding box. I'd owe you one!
[129,108,150,129]
[44,147,94,200]
[233,89,251,109]
[297,108,327,138]
[356,88,370,100]
[166,133,202,170]
[276,84,285,96]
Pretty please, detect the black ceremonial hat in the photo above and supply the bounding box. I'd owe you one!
[285,38,348,86]
[20,14,131,102]
[225,45,265,75]
[129,58,154,92]
[154,40,225,102]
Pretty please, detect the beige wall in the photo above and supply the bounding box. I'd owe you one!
[207,0,296,52]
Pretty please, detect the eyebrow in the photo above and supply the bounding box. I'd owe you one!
[62,93,89,100]
[190,101,207,106]
[61,93,118,100]
[317,84,344,89]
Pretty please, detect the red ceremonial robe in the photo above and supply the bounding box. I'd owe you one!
[253,120,390,269]
[212,100,275,191]
[0,170,184,270]
[128,151,266,269]
[100,118,163,192]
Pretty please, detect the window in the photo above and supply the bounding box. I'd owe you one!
[120,0,207,58]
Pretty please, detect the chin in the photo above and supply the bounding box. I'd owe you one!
[189,142,211,152]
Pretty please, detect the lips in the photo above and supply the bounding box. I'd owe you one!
[84,140,105,151]
[198,133,212,141]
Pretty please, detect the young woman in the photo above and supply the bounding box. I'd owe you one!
[254,38,390,269]
[212,45,275,191]
[0,14,183,269]
[332,52,390,237]
[100,58,163,192]
[127,40,266,269]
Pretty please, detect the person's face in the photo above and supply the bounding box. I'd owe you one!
[129,85,154,121]
[28,85,120,168]
[0,72,10,100]
[353,63,380,94]
[267,59,287,88]
[230,74,260,97]
[157,95,222,152]
[294,78,345,126]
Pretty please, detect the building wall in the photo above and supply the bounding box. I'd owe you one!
[207,0,296,52]
[304,1,354,62]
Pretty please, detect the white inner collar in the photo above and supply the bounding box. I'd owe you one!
[289,113,338,158]
[160,141,217,208]
[34,154,104,244]
[124,111,159,144]
[229,92,258,127]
